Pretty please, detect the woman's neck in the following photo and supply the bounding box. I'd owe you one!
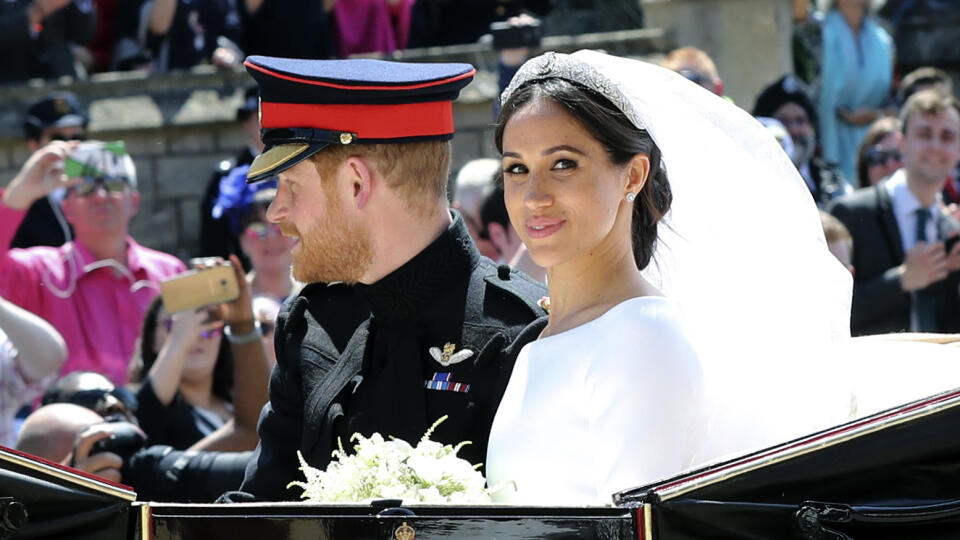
[838,5,864,31]
[542,239,652,339]
[249,269,292,299]
[179,377,216,409]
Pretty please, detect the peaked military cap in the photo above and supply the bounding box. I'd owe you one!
[23,92,87,140]
[243,56,477,183]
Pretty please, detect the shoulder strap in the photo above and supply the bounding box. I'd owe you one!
[482,263,548,318]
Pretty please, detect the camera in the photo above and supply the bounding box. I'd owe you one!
[490,19,542,50]
[160,262,239,314]
[89,422,146,462]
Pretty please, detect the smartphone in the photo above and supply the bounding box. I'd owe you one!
[160,264,239,314]
[64,141,127,179]
[490,20,542,50]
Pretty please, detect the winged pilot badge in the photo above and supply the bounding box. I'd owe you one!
[429,342,474,366]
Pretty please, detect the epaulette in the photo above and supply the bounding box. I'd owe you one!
[483,262,548,318]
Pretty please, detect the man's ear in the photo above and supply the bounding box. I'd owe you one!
[345,156,375,210]
[626,153,651,194]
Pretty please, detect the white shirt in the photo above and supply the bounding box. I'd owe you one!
[885,169,942,255]
[486,297,706,506]
[885,170,943,331]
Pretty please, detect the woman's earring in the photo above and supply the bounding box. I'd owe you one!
[625,192,636,203]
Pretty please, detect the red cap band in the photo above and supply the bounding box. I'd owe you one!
[260,101,455,140]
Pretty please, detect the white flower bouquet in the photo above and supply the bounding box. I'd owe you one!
[288,416,494,504]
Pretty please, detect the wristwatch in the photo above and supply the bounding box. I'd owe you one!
[223,321,262,345]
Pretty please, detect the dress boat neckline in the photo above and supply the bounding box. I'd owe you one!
[535,295,670,344]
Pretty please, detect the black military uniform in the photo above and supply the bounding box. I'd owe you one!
[241,215,545,499]
[233,56,547,500]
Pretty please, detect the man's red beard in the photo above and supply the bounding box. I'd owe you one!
[285,192,374,284]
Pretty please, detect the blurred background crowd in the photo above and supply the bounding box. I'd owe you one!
[0,0,959,503]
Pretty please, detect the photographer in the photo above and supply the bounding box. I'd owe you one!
[16,404,251,502]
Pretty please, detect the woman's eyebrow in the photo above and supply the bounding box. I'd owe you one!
[543,145,585,156]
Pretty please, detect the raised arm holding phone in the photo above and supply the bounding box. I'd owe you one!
[0,140,185,386]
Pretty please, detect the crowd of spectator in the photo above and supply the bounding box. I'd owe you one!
[0,0,651,84]
[0,0,958,507]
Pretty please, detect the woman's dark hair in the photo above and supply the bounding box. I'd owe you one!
[495,77,672,270]
[139,296,234,403]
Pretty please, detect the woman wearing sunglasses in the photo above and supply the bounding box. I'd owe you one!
[855,116,903,188]
[133,295,235,450]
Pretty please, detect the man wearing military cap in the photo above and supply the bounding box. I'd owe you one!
[754,75,851,208]
[9,92,88,249]
[237,56,546,500]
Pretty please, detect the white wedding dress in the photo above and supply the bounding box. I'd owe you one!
[486,297,707,506]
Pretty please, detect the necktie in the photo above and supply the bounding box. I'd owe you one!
[916,208,931,243]
[915,208,938,331]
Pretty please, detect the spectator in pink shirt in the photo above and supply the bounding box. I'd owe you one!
[0,140,186,386]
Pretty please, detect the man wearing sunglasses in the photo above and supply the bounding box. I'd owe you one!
[10,92,88,249]
[0,140,186,386]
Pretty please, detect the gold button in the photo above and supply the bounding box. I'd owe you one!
[340,133,354,145]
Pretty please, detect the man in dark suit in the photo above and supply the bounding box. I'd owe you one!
[829,89,960,336]
[233,56,546,500]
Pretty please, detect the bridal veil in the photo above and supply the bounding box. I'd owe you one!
[503,50,960,464]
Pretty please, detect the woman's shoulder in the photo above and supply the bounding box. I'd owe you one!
[584,297,702,386]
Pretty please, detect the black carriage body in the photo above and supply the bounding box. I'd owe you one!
[618,387,960,540]
[8,388,960,540]
[136,503,636,540]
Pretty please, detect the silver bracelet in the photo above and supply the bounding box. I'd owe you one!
[224,321,262,345]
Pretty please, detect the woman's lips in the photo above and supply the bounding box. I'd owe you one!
[525,217,566,239]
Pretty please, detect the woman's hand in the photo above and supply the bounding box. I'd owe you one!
[207,254,255,330]
[166,307,218,352]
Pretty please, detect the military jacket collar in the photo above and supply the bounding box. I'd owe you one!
[354,211,479,321]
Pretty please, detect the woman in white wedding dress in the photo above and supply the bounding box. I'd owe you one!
[485,50,960,506]
[485,51,708,505]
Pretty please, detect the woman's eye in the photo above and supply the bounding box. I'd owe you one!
[503,163,527,175]
[552,159,577,171]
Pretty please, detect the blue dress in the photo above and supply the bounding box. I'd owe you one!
[818,10,893,182]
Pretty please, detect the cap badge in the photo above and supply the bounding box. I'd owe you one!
[395,522,416,540]
[339,132,355,145]
[54,98,70,115]
[429,343,474,366]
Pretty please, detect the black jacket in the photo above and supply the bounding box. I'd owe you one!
[239,214,547,500]
[829,183,960,336]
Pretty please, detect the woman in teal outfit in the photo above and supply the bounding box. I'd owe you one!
[818,0,893,182]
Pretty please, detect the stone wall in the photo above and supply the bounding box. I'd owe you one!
[0,29,674,260]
